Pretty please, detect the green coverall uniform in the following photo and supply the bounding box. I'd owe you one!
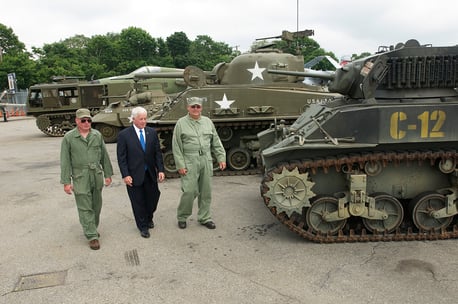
[60,128,113,240]
[172,114,226,224]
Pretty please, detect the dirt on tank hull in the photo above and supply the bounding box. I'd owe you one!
[258,39,458,243]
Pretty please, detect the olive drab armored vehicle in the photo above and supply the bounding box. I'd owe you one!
[26,66,185,136]
[258,39,458,243]
[92,48,339,176]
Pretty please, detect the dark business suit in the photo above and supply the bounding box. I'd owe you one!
[117,126,164,232]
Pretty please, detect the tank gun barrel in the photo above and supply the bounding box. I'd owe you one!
[267,69,335,81]
[256,30,315,42]
[134,66,210,88]
[133,72,186,79]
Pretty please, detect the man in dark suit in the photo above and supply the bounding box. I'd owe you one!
[117,106,165,238]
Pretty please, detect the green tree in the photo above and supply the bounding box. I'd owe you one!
[0,23,36,89]
[188,35,233,70]
[0,52,37,89]
[33,42,86,81]
[0,23,25,53]
[86,33,121,78]
[155,37,173,67]
[118,27,158,73]
[166,32,191,68]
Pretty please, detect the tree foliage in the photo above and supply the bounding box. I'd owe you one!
[0,24,25,53]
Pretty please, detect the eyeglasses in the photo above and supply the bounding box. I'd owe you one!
[80,118,92,123]
[190,105,201,109]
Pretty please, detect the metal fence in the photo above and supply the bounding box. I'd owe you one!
[0,90,28,119]
[0,90,28,104]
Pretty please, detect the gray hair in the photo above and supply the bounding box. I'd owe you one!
[128,106,147,123]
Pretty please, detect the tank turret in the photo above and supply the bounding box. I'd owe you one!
[258,40,458,243]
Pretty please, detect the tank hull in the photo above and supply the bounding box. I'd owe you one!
[258,40,458,242]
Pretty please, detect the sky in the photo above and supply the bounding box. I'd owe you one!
[2,0,457,60]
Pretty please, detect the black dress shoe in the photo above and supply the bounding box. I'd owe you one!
[178,221,187,229]
[89,239,100,250]
[202,221,216,229]
[140,230,150,238]
[148,221,155,229]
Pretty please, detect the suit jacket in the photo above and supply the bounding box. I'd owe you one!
[117,126,164,186]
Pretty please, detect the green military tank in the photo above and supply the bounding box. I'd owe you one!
[92,47,339,176]
[258,39,458,243]
[26,66,185,136]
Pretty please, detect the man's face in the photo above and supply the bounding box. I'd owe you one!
[76,117,92,132]
[132,112,147,129]
[187,104,202,119]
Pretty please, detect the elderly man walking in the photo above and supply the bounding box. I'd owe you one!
[117,106,165,238]
[172,97,226,230]
[60,108,113,250]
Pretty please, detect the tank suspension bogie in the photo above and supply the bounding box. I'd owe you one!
[361,193,404,233]
[409,191,455,231]
[261,149,458,242]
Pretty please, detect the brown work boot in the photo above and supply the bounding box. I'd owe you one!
[89,239,100,250]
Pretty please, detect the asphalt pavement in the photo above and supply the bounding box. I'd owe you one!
[1,117,458,304]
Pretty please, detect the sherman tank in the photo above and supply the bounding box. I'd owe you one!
[26,67,185,136]
[258,39,458,243]
[92,48,339,176]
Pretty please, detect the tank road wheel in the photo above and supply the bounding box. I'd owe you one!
[410,192,453,231]
[163,150,177,173]
[306,196,346,235]
[362,193,403,233]
[95,124,120,143]
[227,148,251,171]
[438,158,456,174]
[364,160,383,176]
[217,127,233,142]
[265,167,315,217]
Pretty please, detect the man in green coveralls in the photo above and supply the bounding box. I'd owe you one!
[60,108,113,250]
[172,97,226,230]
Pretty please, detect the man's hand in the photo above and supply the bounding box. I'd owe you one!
[219,162,226,171]
[64,184,73,195]
[178,168,187,176]
[123,176,133,187]
[158,172,165,182]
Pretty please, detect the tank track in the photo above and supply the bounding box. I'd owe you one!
[165,168,261,179]
[261,149,458,243]
[36,113,76,137]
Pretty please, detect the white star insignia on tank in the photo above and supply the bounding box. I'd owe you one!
[247,61,266,81]
[215,94,235,109]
